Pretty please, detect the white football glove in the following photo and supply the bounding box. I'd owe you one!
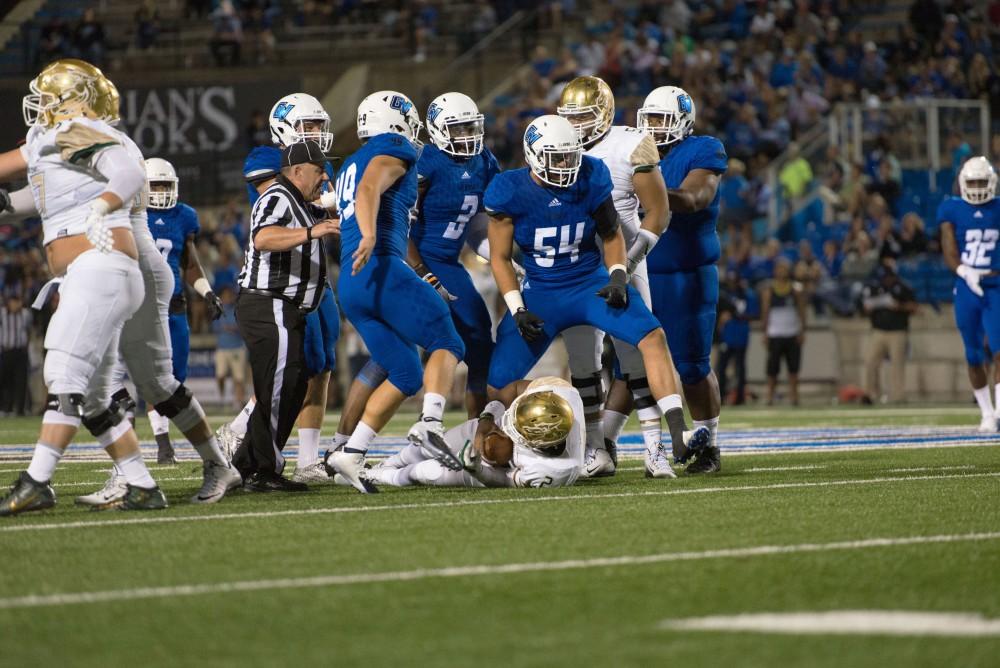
[625,228,659,275]
[318,190,338,210]
[957,264,988,297]
[85,198,113,254]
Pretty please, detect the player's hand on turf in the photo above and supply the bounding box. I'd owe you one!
[514,308,545,341]
[352,235,375,275]
[205,291,224,321]
[84,198,113,253]
[597,268,629,308]
[957,264,988,297]
[0,188,11,213]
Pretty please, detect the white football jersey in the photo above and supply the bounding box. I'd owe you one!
[22,116,131,246]
[110,128,156,249]
[507,379,585,488]
[585,125,660,246]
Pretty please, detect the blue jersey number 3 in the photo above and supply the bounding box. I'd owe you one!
[443,195,478,240]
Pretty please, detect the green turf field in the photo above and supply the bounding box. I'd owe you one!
[1,406,998,667]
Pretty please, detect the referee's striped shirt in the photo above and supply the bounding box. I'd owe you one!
[239,175,326,311]
[0,307,31,350]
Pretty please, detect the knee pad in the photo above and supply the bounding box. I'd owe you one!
[677,359,711,386]
[44,393,84,424]
[571,373,605,414]
[358,359,389,389]
[169,394,207,433]
[110,387,136,417]
[81,408,122,438]
[136,371,181,407]
[153,384,194,419]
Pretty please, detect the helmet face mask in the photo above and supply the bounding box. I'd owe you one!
[557,76,614,146]
[145,158,179,209]
[427,93,485,157]
[23,59,104,128]
[638,86,696,147]
[959,156,997,205]
[523,115,583,188]
[270,93,333,152]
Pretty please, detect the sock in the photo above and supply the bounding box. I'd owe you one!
[148,409,170,437]
[994,386,1000,417]
[693,416,720,451]
[384,442,425,468]
[231,399,255,438]
[297,428,320,467]
[332,432,350,451]
[115,453,157,489]
[26,443,62,483]
[639,419,660,452]
[657,394,686,459]
[344,421,378,454]
[191,437,227,466]
[421,393,446,422]
[603,410,628,446]
[974,386,994,419]
[585,418,604,452]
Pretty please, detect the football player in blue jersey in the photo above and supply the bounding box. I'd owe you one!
[939,156,1000,432]
[637,85,728,474]
[325,90,466,494]
[406,92,501,417]
[144,158,225,463]
[484,115,707,469]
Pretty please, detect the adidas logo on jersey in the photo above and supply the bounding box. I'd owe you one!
[461,171,471,179]
[974,211,984,218]
[154,218,166,225]
[548,197,561,207]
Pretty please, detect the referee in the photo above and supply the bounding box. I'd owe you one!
[235,140,339,491]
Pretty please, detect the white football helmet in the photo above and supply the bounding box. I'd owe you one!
[269,93,333,152]
[145,157,178,210]
[523,115,583,188]
[637,85,696,147]
[357,90,423,144]
[426,92,484,157]
[959,156,997,205]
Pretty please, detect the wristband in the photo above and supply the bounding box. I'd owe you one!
[633,228,658,255]
[90,198,111,216]
[608,264,627,276]
[480,400,506,423]
[193,277,212,298]
[306,226,313,242]
[503,290,525,315]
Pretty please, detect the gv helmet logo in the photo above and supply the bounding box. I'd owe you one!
[677,94,692,114]
[273,101,295,120]
[525,125,542,146]
[390,95,413,115]
[427,102,442,122]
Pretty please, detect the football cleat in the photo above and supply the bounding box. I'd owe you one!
[604,438,618,468]
[582,448,615,478]
[685,446,722,475]
[74,469,127,507]
[361,461,396,487]
[242,472,308,493]
[191,460,242,504]
[644,443,677,479]
[674,426,711,465]
[215,423,243,461]
[978,416,998,433]
[292,461,335,484]
[324,449,378,494]
[0,471,56,517]
[155,434,177,465]
[118,484,168,511]
[408,417,462,471]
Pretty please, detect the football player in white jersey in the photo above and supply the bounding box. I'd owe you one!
[556,76,703,479]
[0,59,165,515]
[365,377,585,489]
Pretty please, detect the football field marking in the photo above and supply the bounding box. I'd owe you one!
[2,471,998,534]
[0,531,997,610]
[886,465,976,473]
[658,611,1000,637]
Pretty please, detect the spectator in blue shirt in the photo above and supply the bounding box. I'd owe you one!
[770,49,798,88]
[717,270,758,405]
[211,285,247,408]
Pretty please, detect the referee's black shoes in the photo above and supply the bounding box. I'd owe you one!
[243,472,309,493]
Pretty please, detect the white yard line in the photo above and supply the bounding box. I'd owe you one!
[886,465,977,473]
[2,471,998,534]
[743,465,827,472]
[55,476,203,489]
[0,531,997,610]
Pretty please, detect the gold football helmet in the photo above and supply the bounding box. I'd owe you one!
[23,59,104,127]
[508,390,574,452]
[94,75,121,125]
[556,76,614,146]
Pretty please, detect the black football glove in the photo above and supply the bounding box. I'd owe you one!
[514,308,545,341]
[416,264,457,302]
[597,268,629,308]
[205,291,224,321]
[0,189,11,213]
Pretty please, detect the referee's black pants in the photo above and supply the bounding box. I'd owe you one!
[0,347,29,415]
[234,292,309,477]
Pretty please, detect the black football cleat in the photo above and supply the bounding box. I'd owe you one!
[604,438,618,468]
[156,433,177,465]
[243,472,309,493]
[685,446,722,475]
[0,471,56,517]
[118,484,169,511]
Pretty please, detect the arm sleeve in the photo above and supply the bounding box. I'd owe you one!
[592,195,621,238]
[92,145,146,204]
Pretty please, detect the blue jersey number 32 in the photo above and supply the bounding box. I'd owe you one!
[962,229,998,268]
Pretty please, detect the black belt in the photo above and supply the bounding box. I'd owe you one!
[239,287,310,313]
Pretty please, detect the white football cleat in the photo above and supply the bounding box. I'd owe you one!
[325,449,378,494]
[362,461,398,486]
[407,417,462,471]
[582,448,615,478]
[74,470,127,507]
[978,416,999,433]
[292,461,334,484]
[645,443,678,479]
[190,460,242,504]
[216,423,243,460]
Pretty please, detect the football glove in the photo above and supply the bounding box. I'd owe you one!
[205,291,224,321]
[416,264,457,302]
[957,264,988,297]
[514,308,545,341]
[0,188,11,213]
[84,198,113,254]
[597,268,629,308]
[625,228,658,275]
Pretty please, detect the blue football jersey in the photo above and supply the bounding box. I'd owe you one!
[646,135,728,273]
[483,155,613,286]
[937,196,1000,272]
[243,145,336,207]
[148,202,200,297]
[411,143,501,263]
[336,133,419,264]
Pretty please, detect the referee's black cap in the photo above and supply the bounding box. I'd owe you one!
[282,140,327,167]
